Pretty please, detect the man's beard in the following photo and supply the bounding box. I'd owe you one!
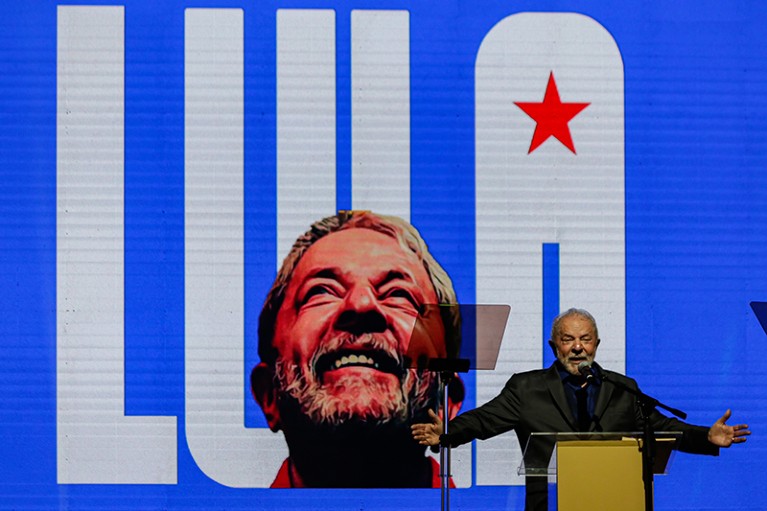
[274,333,439,429]
[556,350,595,376]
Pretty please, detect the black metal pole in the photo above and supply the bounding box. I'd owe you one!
[596,368,686,511]
[639,400,655,511]
[439,371,452,511]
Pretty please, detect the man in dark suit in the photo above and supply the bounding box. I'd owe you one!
[412,308,750,510]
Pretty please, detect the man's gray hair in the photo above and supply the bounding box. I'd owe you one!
[257,211,459,365]
[550,308,599,340]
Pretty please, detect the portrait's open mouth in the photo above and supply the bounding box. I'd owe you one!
[315,349,401,382]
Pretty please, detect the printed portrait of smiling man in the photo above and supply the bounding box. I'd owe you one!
[251,211,463,488]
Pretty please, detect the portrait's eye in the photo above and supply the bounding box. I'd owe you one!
[381,288,420,312]
[300,285,338,307]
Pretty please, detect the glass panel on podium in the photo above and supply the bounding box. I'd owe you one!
[519,431,682,479]
[520,432,682,511]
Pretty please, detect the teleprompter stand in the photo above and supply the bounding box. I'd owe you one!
[405,304,510,511]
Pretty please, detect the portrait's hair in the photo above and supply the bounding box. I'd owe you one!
[550,307,599,340]
[257,211,459,365]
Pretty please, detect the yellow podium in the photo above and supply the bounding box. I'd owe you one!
[519,432,680,511]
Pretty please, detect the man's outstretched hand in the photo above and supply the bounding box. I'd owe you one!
[411,409,443,447]
[708,409,751,447]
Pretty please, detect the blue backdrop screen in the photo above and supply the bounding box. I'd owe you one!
[0,1,765,510]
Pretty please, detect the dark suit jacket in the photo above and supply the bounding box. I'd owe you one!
[445,363,718,511]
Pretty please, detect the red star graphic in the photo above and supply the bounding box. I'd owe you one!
[514,72,590,154]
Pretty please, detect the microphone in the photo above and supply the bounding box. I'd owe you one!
[577,361,597,384]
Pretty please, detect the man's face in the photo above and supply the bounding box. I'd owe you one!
[271,228,443,427]
[550,314,600,376]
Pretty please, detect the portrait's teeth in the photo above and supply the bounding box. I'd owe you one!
[327,353,384,371]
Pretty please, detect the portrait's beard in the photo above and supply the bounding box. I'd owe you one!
[274,333,439,429]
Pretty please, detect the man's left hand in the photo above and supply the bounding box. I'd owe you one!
[707,409,751,447]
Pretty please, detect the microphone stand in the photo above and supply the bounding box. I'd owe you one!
[597,370,687,511]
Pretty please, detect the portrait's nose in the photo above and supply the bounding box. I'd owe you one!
[334,285,387,335]
[572,341,583,352]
